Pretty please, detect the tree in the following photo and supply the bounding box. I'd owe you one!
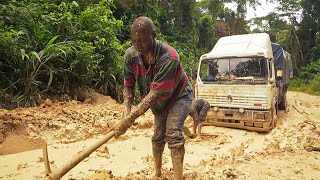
[299,0,320,63]
[198,15,216,51]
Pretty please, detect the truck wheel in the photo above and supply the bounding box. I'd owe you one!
[278,92,287,110]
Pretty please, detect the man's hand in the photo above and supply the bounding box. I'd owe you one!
[114,115,135,138]
[198,116,204,122]
[114,89,154,139]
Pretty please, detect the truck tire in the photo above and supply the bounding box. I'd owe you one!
[271,99,278,128]
[278,91,287,110]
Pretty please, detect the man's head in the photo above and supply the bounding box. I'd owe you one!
[130,16,156,56]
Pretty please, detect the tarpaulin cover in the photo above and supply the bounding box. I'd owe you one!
[271,43,293,85]
[272,43,284,68]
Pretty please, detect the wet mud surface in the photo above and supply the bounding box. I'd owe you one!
[0,91,319,179]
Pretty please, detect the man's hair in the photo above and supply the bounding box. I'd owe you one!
[131,16,155,34]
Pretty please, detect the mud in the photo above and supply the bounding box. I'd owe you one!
[0,91,319,179]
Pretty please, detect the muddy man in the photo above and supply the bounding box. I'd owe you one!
[113,16,193,179]
[186,99,210,139]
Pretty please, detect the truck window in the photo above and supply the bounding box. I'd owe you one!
[199,57,268,83]
[199,60,219,81]
[268,61,273,79]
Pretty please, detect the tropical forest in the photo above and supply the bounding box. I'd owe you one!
[1,0,319,108]
[0,1,320,179]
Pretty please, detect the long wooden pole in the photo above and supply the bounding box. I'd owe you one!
[47,131,115,180]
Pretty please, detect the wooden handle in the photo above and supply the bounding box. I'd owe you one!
[48,131,115,180]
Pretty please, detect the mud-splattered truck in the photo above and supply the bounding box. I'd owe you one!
[194,33,293,131]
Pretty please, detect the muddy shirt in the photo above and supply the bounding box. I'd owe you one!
[123,40,193,113]
[190,99,210,122]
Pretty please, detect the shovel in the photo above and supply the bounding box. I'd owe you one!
[42,131,115,180]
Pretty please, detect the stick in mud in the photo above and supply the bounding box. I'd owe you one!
[44,131,115,180]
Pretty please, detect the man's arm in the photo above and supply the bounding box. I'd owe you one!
[123,86,134,117]
[189,101,199,122]
[130,90,157,120]
[114,90,158,138]
[199,101,210,121]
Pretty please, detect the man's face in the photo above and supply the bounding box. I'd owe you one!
[131,28,154,56]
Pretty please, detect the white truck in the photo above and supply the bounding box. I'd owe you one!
[194,33,293,131]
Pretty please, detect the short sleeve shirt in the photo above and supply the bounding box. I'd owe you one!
[123,40,193,113]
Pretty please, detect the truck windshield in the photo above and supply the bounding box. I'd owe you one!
[199,57,268,82]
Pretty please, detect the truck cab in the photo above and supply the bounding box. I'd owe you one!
[195,33,280,131]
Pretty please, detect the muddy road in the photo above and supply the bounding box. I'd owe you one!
[0,91,319,179]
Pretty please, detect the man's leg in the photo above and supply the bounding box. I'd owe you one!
[151,111,168,178]
[193,120,199,135]
[152,142,165,177]
[197,122,202,140]
[171,145,185,180]
[189,100,198,135]
[166,96,192,180]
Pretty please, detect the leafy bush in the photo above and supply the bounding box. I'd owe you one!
[289,59,320,95]
[0,0,126,107]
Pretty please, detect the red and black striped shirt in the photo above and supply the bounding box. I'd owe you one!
[124,40,193,113]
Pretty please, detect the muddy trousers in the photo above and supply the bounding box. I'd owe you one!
[152,142,165,177]
[151,95,192,179]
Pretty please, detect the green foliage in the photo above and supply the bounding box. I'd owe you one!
[114,0,205,77]
[299,0,320,57]
[0,0,125,107]
[305,46,320,63]
[16,36,74,106]
[289,59,320,95]
[276,30,290,46]
[20,36,72,92]
[198,15,215,51]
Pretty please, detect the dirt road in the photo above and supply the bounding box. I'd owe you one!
[0,91,319,179]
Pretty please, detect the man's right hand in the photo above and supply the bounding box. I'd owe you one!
[114,116,135,138]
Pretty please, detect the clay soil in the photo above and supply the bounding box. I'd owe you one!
[0,91,320,180]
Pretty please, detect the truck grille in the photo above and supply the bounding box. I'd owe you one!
[197,94,268,108]
[196,84,271,109]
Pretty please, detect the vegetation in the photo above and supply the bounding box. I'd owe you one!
[0,0,319,108]
[289,48,320,95]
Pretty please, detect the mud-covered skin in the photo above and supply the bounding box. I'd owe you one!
[189,99,210,136]
[114,90,157,138]
[189,99,210,122]
[123,86,134,117]
[171,145,185,180]
[152,142,165,177]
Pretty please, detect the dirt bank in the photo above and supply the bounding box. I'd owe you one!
[0,91,319,179]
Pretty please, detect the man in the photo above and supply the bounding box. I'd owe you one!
[188,99,210,139]
[113,16,193,180]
